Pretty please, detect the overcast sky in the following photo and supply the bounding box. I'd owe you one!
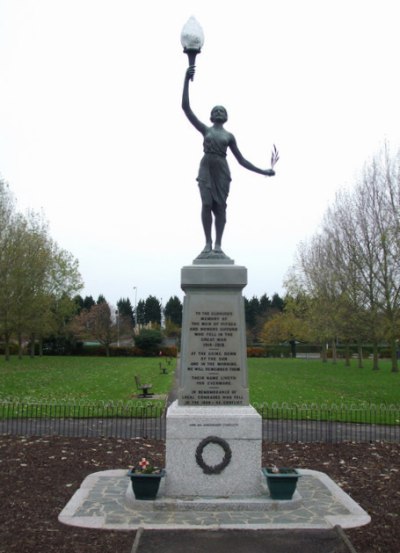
[1,0,399,308]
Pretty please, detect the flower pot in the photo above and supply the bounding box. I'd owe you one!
[127,469,165,500]
[262,467,301,500]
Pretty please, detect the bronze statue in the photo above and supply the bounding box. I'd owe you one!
[182,65,277,259]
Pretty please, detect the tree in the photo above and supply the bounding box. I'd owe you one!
[116,297,135,327]
[0,182,23,358]
[0,179,82,359]
[144,295,162,326]
[244,293,285,343]
[71,301,116,356]
[164,296,183,326]
[322,148,400,370]
[116,297,135,342]
[244,296,259,329]
[322,188,382,367]
[288,145,400,371]
[36,242,82,352]
[73,295,84,314]
[13,215,53,357]
[259,294,271,315]
[271,293,284,312]
[136,299,146,327]
[297,234,348,363]
[362,149,400,372]
[261,311,311,346]
[83,295,95,310]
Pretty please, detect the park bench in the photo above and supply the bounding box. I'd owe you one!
[159,362,168,375]
[135,375,153,398]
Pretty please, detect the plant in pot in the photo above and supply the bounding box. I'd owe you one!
[262,465,302,500]
[127,457,165,500]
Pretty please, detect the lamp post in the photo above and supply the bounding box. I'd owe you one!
[181,16,204,77]
[133,286,137,333]
[115,309,120,347]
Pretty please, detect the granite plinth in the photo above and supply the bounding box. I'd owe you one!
[165,401,262,497]
[181,265,246,289]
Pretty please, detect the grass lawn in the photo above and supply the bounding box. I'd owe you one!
[1,356,399,423]
[248,357,400,406]
[0,356,175,406]
[1,356,399,406]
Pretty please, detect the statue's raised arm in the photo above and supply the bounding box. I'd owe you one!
[182,65,277,260]
[182,66,207,135]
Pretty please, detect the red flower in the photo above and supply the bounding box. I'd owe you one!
[138,458,150,470]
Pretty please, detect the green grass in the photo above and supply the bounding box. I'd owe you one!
[0,356,175,407]
[1,356,399,424]
[1,356,399,406]
[248,358,400,406]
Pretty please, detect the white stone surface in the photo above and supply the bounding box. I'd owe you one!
[166,403,261,439]
[125,478,303,511]
[165,401,262,497]
[181,265,247,289]
[179,264,249,406]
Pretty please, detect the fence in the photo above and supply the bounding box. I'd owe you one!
[257,402,400,442]
[0,401,166,440]
[0,401,399,442]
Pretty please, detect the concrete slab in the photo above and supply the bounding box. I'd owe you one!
[131,527,358,553]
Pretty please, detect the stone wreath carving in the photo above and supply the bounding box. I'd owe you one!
[195,435,232,474]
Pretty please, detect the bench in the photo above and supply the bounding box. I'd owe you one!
[159,362,168,375]
[135,375,153,398]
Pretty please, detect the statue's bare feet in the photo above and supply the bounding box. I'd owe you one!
[196,242,213,259]
[213,243,223,254]
[201,242,212,254]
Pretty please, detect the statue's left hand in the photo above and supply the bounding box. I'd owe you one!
[264,169,275,177]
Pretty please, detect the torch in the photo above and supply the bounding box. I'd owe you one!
[180,16,204,79]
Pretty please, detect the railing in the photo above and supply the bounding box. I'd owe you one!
[0,401,399,442]
[255,402,400,442]
[0,401,166,440]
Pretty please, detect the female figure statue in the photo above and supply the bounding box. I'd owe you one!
[182,65,276,259]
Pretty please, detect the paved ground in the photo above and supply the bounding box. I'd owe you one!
[131,527,358,553]
[59,469,370,531]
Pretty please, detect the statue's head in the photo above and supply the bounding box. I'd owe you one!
[210,105,228,124]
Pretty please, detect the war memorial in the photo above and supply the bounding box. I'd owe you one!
[59,17,370,552]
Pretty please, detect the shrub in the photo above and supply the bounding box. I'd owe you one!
[133,329,163,356]
[247,347,266,357]
[159,346,178,357]
[0,342,19,355]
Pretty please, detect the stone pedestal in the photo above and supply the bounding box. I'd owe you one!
[178,264,249,406]
[165,263,262,498]
[165,401,262,497]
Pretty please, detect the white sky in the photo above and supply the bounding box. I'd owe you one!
[1,0,399,308]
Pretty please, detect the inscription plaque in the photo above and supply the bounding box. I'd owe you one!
[179,265,249,406]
